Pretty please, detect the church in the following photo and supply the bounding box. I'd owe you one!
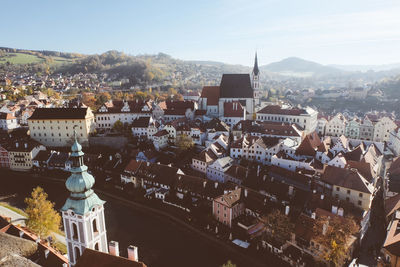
[199,53,261,120]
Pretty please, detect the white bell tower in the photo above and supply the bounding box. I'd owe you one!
[61,131,108,265]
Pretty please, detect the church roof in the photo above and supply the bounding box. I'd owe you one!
[219,74,253,98]
[253,52,260,76]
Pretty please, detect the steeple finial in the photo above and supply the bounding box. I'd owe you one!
[253,52,259,76]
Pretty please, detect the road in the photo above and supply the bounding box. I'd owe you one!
[0,204,66,245]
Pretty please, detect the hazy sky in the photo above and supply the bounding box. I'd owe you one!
[2,0,400,66]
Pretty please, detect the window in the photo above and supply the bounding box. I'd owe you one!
[359,193,363,198]
[92,219,99,234]
[72,223,78,240]
[74,247,81,261]
[358,200,362,206]
[347,190,350,195]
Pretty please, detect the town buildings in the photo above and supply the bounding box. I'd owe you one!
[0,112,18,130]
[95,100,152,129]
[256,105,318,134]
[28,107,95,147]
[212,188,245,227]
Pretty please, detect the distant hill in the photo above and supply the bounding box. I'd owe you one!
[261,57,344,77]
[330,63,400,72]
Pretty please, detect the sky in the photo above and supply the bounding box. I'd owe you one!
[2,0,400,66]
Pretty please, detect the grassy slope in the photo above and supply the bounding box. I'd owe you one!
[0,52,74,65]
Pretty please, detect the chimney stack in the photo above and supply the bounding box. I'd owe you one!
[257,165,260,176]
[244,189,248,198]
[285,205,290,215]
[109,241,119,256]
[331,205,338,214]
[288,186,294,196]
[16,142,19,148]
[127,245,138,261]
[214,182,218,189]
[338,207,344,216]
[311,212,316,219]
[24,143,28,149]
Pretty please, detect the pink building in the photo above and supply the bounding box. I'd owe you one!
[212,188,245,228]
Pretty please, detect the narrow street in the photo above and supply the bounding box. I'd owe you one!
[356,157,390,266]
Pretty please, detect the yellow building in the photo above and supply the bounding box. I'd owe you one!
[6,141,45,171]
[321,165,375,211]
[28,108,95,147]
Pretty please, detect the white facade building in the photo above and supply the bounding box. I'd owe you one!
[256,105,318,134]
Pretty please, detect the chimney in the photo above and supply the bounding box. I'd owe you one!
[44,249,50,259]
[109,155,112,161]
[288,186,293,196]
[127,245,138,261]
[203,181,207,188]
[331,205,338,214]
[109,241,119,256]
[24,143,28,149]
[257,165,260,176]
[320,194,324,200]
[19,231,24,238]
[285,205,290,215]
[263,174,266,181]
[214,182,218,189]
[338,207,344,216]
[311,212,316,219]
[16,142,19,148]
[244,189,248,198]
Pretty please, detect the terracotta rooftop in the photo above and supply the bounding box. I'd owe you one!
[75,248,147,267]
[200,86,220,105]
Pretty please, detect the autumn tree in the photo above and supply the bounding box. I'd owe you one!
[82,92,96,109]
[176,134,194,151]
[113,120,123,132]
[25,186,61,238]
[264,209,294,242]
[313,216,358,266]
[221,260,236,267]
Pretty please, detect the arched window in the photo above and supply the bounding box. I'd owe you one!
[74,246,81,261]
[94,242,99,251]
[92,219,98,234]
[72,223,78,240]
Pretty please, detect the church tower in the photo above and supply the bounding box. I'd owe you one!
[61,131,108,266]
[252,52,261,106]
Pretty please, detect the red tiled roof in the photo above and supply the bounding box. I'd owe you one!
[223,101,245,118]
[75,248,146,267]
[257,105,307,116]
[200,86,220,105]
[214,188,242,207]
[124,159,142,173]
[153,130,169,137]
[385,194,400,218]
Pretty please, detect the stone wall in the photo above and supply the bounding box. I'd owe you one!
[89,136,128,150]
